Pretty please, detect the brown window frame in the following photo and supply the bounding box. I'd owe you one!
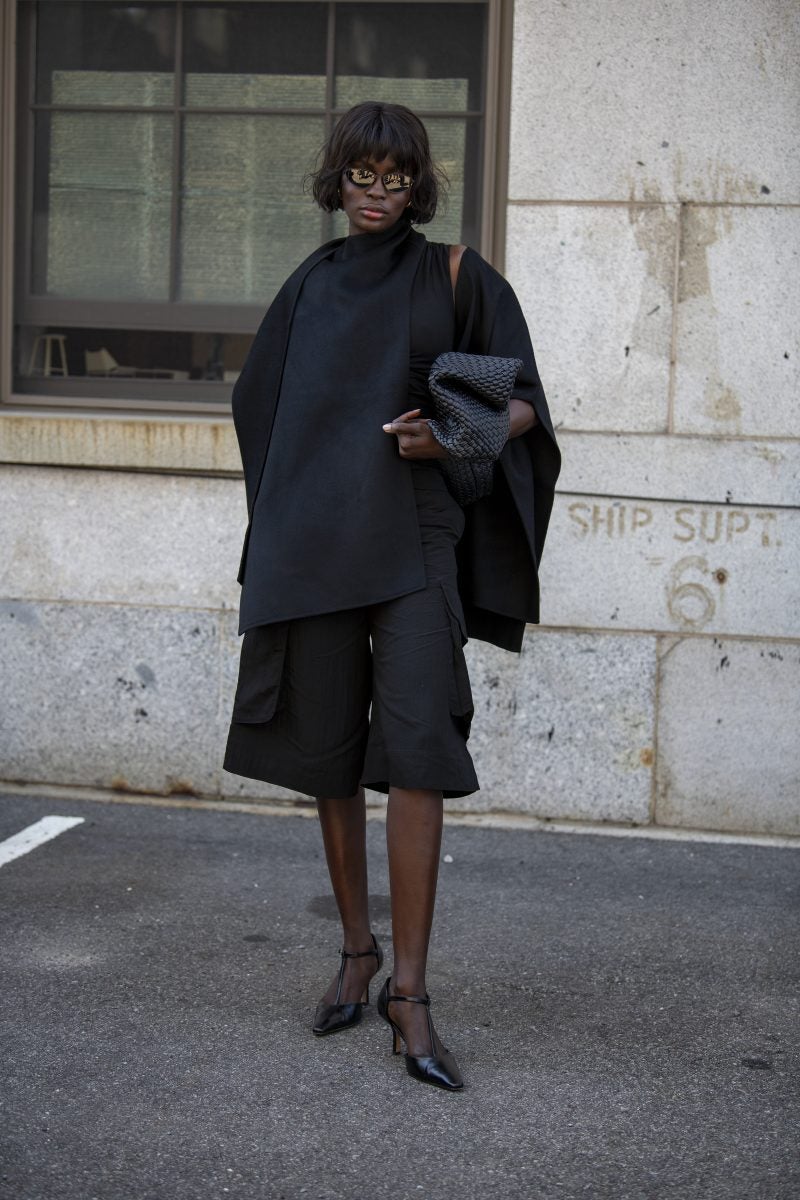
[2,0,513,417]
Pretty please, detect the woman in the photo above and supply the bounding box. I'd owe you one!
[224,102,560,1091]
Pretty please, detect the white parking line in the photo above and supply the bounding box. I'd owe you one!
[0,816,85,867]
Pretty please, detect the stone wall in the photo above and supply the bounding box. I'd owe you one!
[494,0,799,833]
[1,0,798,834]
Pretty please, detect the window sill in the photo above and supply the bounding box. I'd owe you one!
[0,406,241,475]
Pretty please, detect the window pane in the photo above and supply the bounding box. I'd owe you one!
[32,110,173,300]
[334,3,485,111]
[179,114,325,303]
[183,2,327,108]
[35,2,175,106]
[422,117,467,245]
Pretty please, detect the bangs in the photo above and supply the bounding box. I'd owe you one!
[309,101,446,225]
[335,115,421,175]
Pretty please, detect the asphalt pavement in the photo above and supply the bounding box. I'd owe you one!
[0,790,798,1200]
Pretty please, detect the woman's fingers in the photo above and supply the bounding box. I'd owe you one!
[384,419,427,453]
[382,408,422,433]
[382,415,446,460]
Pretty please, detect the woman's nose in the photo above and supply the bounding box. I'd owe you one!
[365,175,388,198]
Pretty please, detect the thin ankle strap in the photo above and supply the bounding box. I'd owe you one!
[387,991,430,1006]
[341,933,379,960]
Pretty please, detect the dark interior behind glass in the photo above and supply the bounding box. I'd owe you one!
[15,0,488,409]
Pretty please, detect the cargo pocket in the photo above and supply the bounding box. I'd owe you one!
[441,585,474,737]
[231,621,289,723]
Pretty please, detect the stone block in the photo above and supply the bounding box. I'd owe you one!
[0,466,243,611]
[539,493,799,638]
[557,432,800,508]
[506,204,675,432]
[459,631,656,823]
[510,0,800,203]
[656,635,800,835]
[674,205,800,437]
[0,600,222,795]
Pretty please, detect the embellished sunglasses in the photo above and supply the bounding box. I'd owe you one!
[344,166,414,193]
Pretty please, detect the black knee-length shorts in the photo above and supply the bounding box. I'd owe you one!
[223,463,479,799]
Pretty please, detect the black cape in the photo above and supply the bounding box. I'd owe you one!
[237,217,429,630]
[231,226,561,653]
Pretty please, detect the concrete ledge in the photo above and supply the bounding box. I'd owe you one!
[0,410,241,474]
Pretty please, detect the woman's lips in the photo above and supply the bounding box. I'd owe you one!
[360,206,387,219]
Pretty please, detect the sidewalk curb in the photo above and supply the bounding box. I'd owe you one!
[1,779,798,850]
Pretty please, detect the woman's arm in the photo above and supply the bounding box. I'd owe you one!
[508,397,538,437]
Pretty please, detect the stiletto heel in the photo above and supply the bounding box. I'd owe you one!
[377,976,464,1090]
[312,933,384,1036]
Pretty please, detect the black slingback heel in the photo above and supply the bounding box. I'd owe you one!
[376,976,464,1091]
[312,933,384,1037]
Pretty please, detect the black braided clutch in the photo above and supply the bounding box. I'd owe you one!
[427,351,522,506]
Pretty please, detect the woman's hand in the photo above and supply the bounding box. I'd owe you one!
[383,399,538,460]
[382,409,449,459]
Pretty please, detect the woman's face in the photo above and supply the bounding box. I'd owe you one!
[340,155,412,236]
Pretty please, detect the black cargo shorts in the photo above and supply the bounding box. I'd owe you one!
[223,463,479,799]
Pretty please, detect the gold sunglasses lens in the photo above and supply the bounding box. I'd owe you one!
[346,168,412,192]
[347,168,376,187]
[383,173,412,192]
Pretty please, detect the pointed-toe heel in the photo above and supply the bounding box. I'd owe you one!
[376,976,464,1091]
[312,933,384,1037]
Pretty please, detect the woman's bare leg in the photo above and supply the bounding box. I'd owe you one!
[316,787,379,1004]
[385,785,448,1055]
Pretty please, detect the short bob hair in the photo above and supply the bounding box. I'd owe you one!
[310,101,446,225]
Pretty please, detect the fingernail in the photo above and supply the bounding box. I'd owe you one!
[382,424,393,431]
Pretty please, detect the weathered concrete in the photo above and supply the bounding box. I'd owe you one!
[656,636,800,836]
[510,0,800,204]
[0,599,222,796]
[462,631,656,823]
[0,465,242,610]
[674,205,800,437]
[4,469,797,642]
[0,410,241,473]
[540,493,799,638]
[2,462,798,833]
[557,432,800,508]
[506,204,676,432]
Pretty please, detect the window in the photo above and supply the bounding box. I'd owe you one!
[12,0,499,410]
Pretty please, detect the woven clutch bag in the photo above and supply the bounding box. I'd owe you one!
[427,351,522,505]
